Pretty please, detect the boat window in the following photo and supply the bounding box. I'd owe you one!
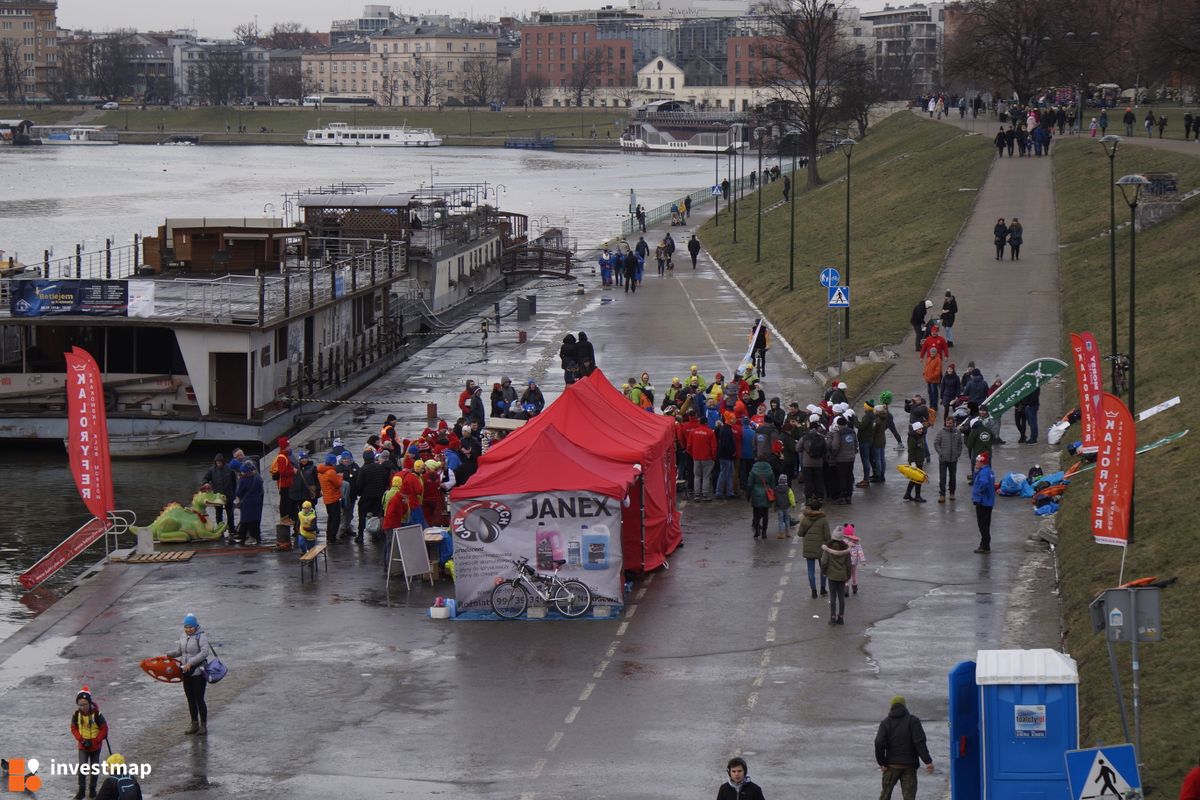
[383,134,390,139]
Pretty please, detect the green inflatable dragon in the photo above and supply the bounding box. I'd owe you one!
[136,489,228,543]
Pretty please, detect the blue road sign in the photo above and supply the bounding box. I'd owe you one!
[711,185,722,197]
[820,267,841,287]
[827,286,850,308]
[1065,744,1140,800]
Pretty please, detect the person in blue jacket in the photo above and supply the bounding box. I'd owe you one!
[598,247,612,287]
[971,453,995,553]
[234,461,264,545]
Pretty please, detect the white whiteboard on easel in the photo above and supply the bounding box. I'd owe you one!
[386,524,432,591]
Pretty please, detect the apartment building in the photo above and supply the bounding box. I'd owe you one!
[174,41,270,103]
[859,2,946,98]
[367,28,498,106]
[517,22,636,106]
[301,42,371,97]
[0,0,58,100]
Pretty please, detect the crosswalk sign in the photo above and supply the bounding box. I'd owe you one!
[1065,744,1141,800]
[711,185,721,197]
[827,286,850,307]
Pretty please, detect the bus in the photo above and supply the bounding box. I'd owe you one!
[302,95,378,109]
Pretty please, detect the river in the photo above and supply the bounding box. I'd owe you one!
[0,144,719,639]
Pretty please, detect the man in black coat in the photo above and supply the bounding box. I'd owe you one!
[910,300,932,352]
[875,696,934,800]
[688,234,702,268]
[354,451,391,537]
[203,453,237,529]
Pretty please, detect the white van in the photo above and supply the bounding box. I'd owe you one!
[276,98,300,107]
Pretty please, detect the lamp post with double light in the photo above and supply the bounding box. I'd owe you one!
[839,137,856,337]
[788,133,797,291]
[1116,174,1149,418]
[1100,134,1122,392]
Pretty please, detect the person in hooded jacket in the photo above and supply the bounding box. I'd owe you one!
[766,397,786,429]
[821,526,852,624]
[520,380,546,415]
[233,462,264,545]
[910,300,932,351]
[716,756,766,800]
[165,613,211,735]
[317,454,344,537]
[962,368,989,406]
[875,696,934,800]
[940,290,958,346]
[354,451,391,538]
[467,385,486,428]
[203,454,237,530]
[490,382,507,417]
[903,422,928,502]
[288,451,319,533]
[798,498,831,598]
[70,686,109,799]
[559,334,579,384]
[336,452,359,538]
[939,363,962,421]
[746,455,776,539]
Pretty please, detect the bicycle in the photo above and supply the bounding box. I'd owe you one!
[490,556,593,619]
[1104,353,1130,396]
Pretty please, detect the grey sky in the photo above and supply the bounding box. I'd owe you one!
[61,0,893,37]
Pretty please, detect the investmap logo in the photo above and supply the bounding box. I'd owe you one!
[2,758,42,792]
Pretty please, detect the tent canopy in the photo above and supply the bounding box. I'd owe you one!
[452,426,639,500]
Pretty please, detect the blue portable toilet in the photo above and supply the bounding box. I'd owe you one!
[948,649,1079,800]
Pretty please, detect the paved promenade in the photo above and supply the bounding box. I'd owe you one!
[0,135,1066,799]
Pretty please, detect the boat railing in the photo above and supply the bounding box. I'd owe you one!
[309,124,432,133]
[633,110,750,123]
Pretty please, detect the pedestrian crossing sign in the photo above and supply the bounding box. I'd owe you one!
[1065,744,1140,800]
[711,185,722,197]
[827,286,850,307]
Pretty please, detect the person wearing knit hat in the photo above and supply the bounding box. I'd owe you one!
[165,613,213,736]
[71,684,109,798]
[843,523,865,594]
[971,450,996,553]
[96,752,143,799]
[876,694,934,797]
[234,454,265,545]
[911,299,934,351]
[317,453,345,538]
[903,421,928,502]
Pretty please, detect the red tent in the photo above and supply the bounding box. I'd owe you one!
[453,427,639,500]
[480,369,681,571]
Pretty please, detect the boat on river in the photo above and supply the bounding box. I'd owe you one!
[32,125,118,145]
[303,122,442,147]
[0,183,543,446]
[62,430,196,458]
[620,102,746,155]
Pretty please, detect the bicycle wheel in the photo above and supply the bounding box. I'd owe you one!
[490,581,529,619]
[552,579,593,618]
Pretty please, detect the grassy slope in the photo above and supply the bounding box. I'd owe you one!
[701,113,992,369]
[86,106,628,137]
[1052,136,1200,791]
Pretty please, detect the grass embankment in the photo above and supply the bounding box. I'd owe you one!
[81,106,628,138]
[701,112,991,370]
[1052,137,1200,792]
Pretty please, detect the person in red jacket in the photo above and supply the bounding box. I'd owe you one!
[401,465,427,527]
[270,436,296,522]
[421,460,444,525]
[687,421,717,501]
[71,686,109,799]
[458,380,477,417]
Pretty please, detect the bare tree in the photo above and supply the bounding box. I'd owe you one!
[760,0,861,187]
[199,46,247,106]
[1136,0,1200,89]
[404,52,443,106]
[944,0,1072,103]
[518,71,548,106]
[460,57,501,105]
[232,20,261,46]
[264,22,324,51]
[87,31,141,101]
[837,55,879,137]
[0,40,24,102]
[567,47,605,107]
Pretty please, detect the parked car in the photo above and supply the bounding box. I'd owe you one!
[99,101,119,110]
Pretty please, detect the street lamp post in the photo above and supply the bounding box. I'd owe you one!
[1101,135,1122,392]
[1117,173,1149,559]
[788,136,797,291]
[839,138,856,337]
[755,126,766,263]
[729,135,737,244]
[714,127,720,225]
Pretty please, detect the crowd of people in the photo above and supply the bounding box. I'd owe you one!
[598,232,706,288]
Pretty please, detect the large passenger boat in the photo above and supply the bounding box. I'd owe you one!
[31,125,119,145]
[0,183,536,445]
[303,121,442,147]
[620,102,746,155]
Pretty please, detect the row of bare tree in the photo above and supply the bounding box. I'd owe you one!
[945,0,1200,102]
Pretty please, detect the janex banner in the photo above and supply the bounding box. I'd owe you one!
[1089,392,1136,547]
[8,280,128,317]
[1069,332,1103,452]
[982,357,1069,416]
[449,491,625,614]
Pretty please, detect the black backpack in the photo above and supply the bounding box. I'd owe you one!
[805,431,827,460]
[113,776,140,799]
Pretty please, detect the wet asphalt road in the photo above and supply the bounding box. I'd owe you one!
[0,149,1065,798]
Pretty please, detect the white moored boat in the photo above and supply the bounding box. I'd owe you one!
[303,122,442,147]
[63,431,196,458]
[33,125,119,145]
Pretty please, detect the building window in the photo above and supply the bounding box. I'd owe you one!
[620,47,626,59]
[572,47,577,60]
[571,32,577,44]
[670,77,675,89]
[560,48,565,59]
[657,77,662,89]
[559,33,565,44]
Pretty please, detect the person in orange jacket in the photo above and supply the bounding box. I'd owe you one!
[71,686,108,799]
[317,454,344,540]
[269,436,296,522]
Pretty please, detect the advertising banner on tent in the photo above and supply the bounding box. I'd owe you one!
[1070,332,1103,452]
[449,491,624,615]
[982,357,1069,416]
[1089,392,1136,547]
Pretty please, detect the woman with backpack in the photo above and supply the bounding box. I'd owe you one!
[164,613,213,735]
[746,455,776,540]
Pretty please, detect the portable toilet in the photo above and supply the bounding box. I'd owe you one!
[948,648,1079,800]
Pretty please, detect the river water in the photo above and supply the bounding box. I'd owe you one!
[0,144,718,638]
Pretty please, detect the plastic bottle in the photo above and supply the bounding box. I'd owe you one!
[568,526,584,568]
[536,522,563,571]
[582,524,610,570]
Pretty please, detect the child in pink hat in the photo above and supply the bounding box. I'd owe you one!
[843,523,866,595]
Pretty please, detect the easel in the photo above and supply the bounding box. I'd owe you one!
[385,524,433,591]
